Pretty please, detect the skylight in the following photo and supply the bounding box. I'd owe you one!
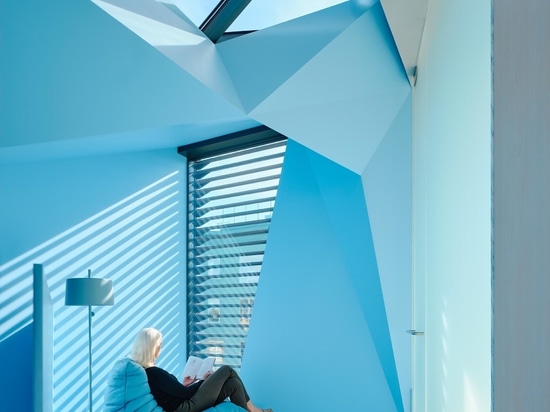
[161,0,348,42]
[228,0,347,32]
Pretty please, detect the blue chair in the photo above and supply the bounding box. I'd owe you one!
[104,358,247,412]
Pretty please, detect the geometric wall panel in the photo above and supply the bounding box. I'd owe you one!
[217,4,363,112]
[249,3,410,174]
[0,0,248,149]
[362,93,413,409]
[92,0,244,109]
[241,140,405,412]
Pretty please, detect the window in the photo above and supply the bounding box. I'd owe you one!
[184,128,286,371]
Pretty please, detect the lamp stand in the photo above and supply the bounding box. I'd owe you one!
[88,301,93,412]
[64,268,114,412]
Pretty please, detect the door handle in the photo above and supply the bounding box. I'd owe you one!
[406,329,425,336]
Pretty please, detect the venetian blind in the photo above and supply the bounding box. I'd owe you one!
[187,137,286,371]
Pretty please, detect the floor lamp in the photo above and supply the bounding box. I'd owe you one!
[65,269,114,412]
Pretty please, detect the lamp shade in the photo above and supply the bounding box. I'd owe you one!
[65,278,114,306]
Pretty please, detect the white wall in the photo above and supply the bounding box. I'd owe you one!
[412,0,492,411]
[493,0,550,410]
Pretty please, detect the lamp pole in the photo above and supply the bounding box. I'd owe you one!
[65,269,114,412]
[87,269,93,412]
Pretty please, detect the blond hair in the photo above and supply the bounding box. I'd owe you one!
[130,328,162,367]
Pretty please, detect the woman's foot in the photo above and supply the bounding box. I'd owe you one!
[246,400,272,412]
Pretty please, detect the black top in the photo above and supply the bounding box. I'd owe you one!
[145,366,203,412]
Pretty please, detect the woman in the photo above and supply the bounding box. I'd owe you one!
[130,328,272,412]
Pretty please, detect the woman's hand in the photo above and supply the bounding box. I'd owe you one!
[183,376,195,386]
[202,370,213,380]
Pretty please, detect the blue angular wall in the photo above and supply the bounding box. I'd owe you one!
[0,1,411,411]
[241,140,407,411]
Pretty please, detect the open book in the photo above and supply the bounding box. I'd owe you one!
[182,356,215,381]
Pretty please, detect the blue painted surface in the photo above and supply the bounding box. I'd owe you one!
[362,94,412,408]
[241,140,402,412]
[248,2,411,175]
[0,150,188,411]
[0,325,33,411]
[217,3,362,112]
[0,0,246,148]
[1,1,412,411]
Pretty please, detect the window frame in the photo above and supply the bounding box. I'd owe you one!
[179,126,286,371]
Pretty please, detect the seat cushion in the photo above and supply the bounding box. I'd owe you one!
[207,402,247,412]
[104,358,247,412]
[104,357,164,412]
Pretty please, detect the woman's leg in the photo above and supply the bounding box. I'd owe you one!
[185,365,250,411]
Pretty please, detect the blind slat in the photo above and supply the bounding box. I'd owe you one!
[187,135,286,372]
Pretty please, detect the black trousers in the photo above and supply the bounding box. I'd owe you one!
[175,365,250,412]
